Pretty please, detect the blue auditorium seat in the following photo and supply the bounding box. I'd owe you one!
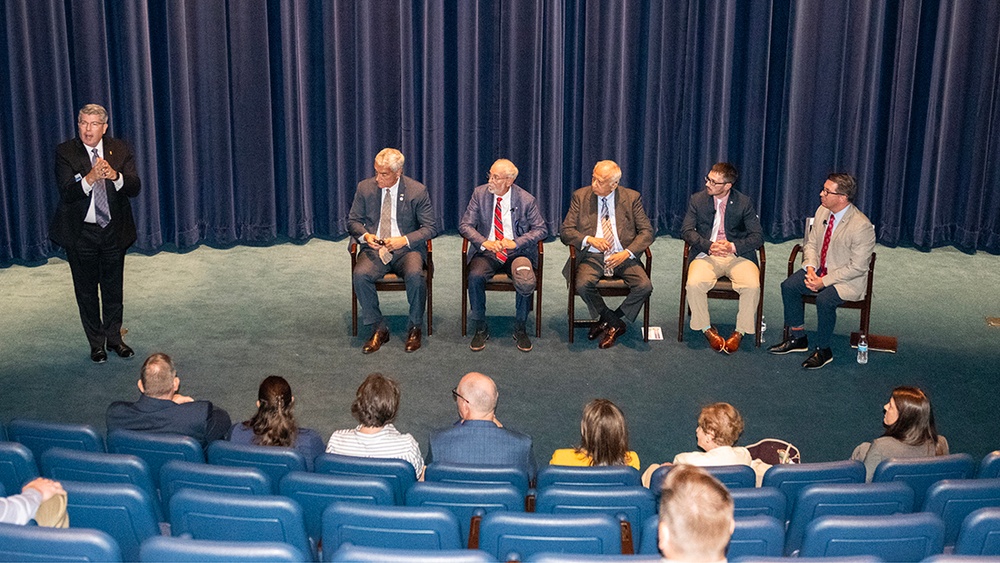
[424,462,530,496]
[799,512,945,561]
[62,481,160,562]
[729,515,786,559]
[313,453,417,504]
[321,502,463,555]
[327,544,497,562]
[923,478,1000,547]
[107,429,204,488]
[7,418,104,458]
[952,506,1000,555]
[648,463,756,494]
[406,481,524,547]
[977,451,1000,479]
[730,487,788,522]
[761,460,865,516]
[526,553,662,562]
[0,441,39,495]
[0,521,122,562]
[534,485,655,549]
[873,454,976,508]
[280,471,395,543]
[40,447,162,521]
[139,536,309,562]
[159,459,271,518]
[535,465,640,488]
[206,441,306,494]
[477,511,623,560]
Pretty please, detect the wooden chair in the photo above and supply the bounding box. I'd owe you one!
[566,245,652,343]
[461,239,544,337]
[677,242,766,346]
[350,239,433,336]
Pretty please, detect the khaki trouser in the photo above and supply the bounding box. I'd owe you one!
[686,254,760,335]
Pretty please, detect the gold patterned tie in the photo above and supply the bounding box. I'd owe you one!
[601,197,616,276]
[378,189,393,264]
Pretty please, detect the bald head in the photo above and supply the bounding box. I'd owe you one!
[456,372,498,420]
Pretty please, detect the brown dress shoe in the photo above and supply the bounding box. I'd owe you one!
[405,327,422,352]
[362,326,389,354]
[704,326,726,352]
[723,331,743,354]
[599,324,627,349]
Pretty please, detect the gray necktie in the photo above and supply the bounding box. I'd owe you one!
[91,148,111,228]
[378,188,393,264]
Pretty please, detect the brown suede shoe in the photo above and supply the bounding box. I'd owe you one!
[405,327,422,352]
[362,326,389,354]
[723,331,743,354]
[704,326,726,352]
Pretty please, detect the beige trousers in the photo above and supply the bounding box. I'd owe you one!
[686,254,760,334]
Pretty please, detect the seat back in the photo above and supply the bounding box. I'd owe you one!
[648,463,756,494]
[327,544,497,563]
[761,460,865,516]
[159,460,272,520]
[526,554,661,562]
[62,481,160,562]
[207,441,306,494]
[314,453,417,504]
[799,512,945,561]
[280,471,395,542]
[978,451,1000,479]
[478,511,622,560]
[406,481,524,546]
[728,515,786,559]
[730,487,788,521]
[0,441,39,495]
[424,462,530,497]
[321,502,463,554]
[923,478,1000,547]
[169,488,311,558]
[784,481,914,555]
[536,465,640,488]
[139,536,308,562]
[954,506,1000,556]
[0,522,122,562]
[7,418,104,458]
[40,447,162,521]
[107,429,204,488]
[873,453,976,507]
[534,485,655,548]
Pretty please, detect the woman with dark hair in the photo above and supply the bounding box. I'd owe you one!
[851,386,949,481]
[550,399,639,469]
[227,375,325,470]
[326,373,424,477]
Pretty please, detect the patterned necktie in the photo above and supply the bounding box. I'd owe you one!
[91,148,111,228]
[818,215,834,276]
[378,188,393,264]
[715,197,727,242]
[601,197,617,276]
[493,196,507,263]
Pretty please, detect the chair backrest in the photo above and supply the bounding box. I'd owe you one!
[7,418,104,458]
[784,481,915,555]
[534,485,656,547]
[746,438,801,465]
[40,447,163,521]
[639,514,660,555]
[526,553,662,562]
[761,460,865,516]
[62,481,160,562]
[0,521,122,562]
[923,478,1000,547]
[799,512,945,561]
[280,471,395,542]
[978,451,1000,479]
[406,481,525,546]
[169,488,311,558]
[139,536,308,562]
[728,515,786,560]
[0,441,39,495]
[730,487,788,522]
[424,462,530,497]
[321,502,463,556]
[207,440,306,494]
[536,465,640,489]
[648,463,756,494]
[327,544,497,563]
[314,453,417,504]
[159,460,271,520]
[873,453,977,508]
[954,506,1000,556]
[477,511,622,560]
[107,429,204,488]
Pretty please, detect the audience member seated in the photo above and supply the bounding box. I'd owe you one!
[106,352,231,447]
[658,464,735,562]
[0,478,65,525]
[642,402,767,487]
[550,398,639,469]
[427,371,537,480]
[851,386,949,481]
[227,375,325,470]
[326,373,425,477]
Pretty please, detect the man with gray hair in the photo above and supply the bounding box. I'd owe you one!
[459,158,547,352]
[426,372,537,479]
[658,464,735,562]
[348,148,438,353]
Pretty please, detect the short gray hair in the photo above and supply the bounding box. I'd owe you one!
[78,104,108,124]
[375,148,405,173]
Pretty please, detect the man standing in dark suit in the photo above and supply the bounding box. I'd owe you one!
[561,160,654,349]
[681,163,764,354]
[348,148,437,353]
[51,104,141,363]
[459,159,547,352]
[106,353,231,447]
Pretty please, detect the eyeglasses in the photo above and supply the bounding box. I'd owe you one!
[820,188,846,197]
[705,176,728,186]
[451,388,470,403]
[78,120,106,129]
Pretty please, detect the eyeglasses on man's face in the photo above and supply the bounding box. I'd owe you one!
[705,176,728,186]
[820,188,846,197]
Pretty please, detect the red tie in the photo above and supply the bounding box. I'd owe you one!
[494,196,507,263]
[818,215,834,276]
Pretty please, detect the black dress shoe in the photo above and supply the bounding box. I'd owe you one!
[470,326,489,351]
[405,327,422,352]
[362,326,390,354]
[768,335,810,354]
[513,327,532,352]
[802,347,834,369]
[599,324,627,349]
[588,321,609,340]
[108,342,135,358]
[91,347,108,363]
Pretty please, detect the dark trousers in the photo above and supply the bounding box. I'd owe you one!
[780,269,844,349]
[352,246,426,330]
[66,223,127,350]
[467,254,535,327]
[575,252,652,323]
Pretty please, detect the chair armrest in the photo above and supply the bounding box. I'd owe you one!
[787,244,803,277]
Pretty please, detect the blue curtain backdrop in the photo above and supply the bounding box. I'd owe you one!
[2,0,999,265]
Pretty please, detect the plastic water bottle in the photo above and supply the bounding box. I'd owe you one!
[857,334,868,364]
[759,315,766,343]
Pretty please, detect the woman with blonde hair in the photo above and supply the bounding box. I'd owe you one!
[851,386,948,481]
[550,399,639,469]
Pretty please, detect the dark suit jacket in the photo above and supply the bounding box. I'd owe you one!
[427,419,537,479]
[106,394,231,447]
[50,136,141,250]
[458,184,547,266]
[347,175,437,257]
[560,186,654,274]
[680,188,763,263]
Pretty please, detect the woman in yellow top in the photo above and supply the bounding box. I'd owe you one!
[550,399,640,469]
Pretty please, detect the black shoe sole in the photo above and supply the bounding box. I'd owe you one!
[768,345,809,355]
[803,356,833,369]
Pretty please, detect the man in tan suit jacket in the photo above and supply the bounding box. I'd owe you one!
[768,173,876,369]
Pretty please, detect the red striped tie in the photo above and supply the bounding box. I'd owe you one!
[818,216,834,276]
[494,196,507,263]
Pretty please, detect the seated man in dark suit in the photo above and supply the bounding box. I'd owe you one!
[427,372,537,480]
[106,352,231,446]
